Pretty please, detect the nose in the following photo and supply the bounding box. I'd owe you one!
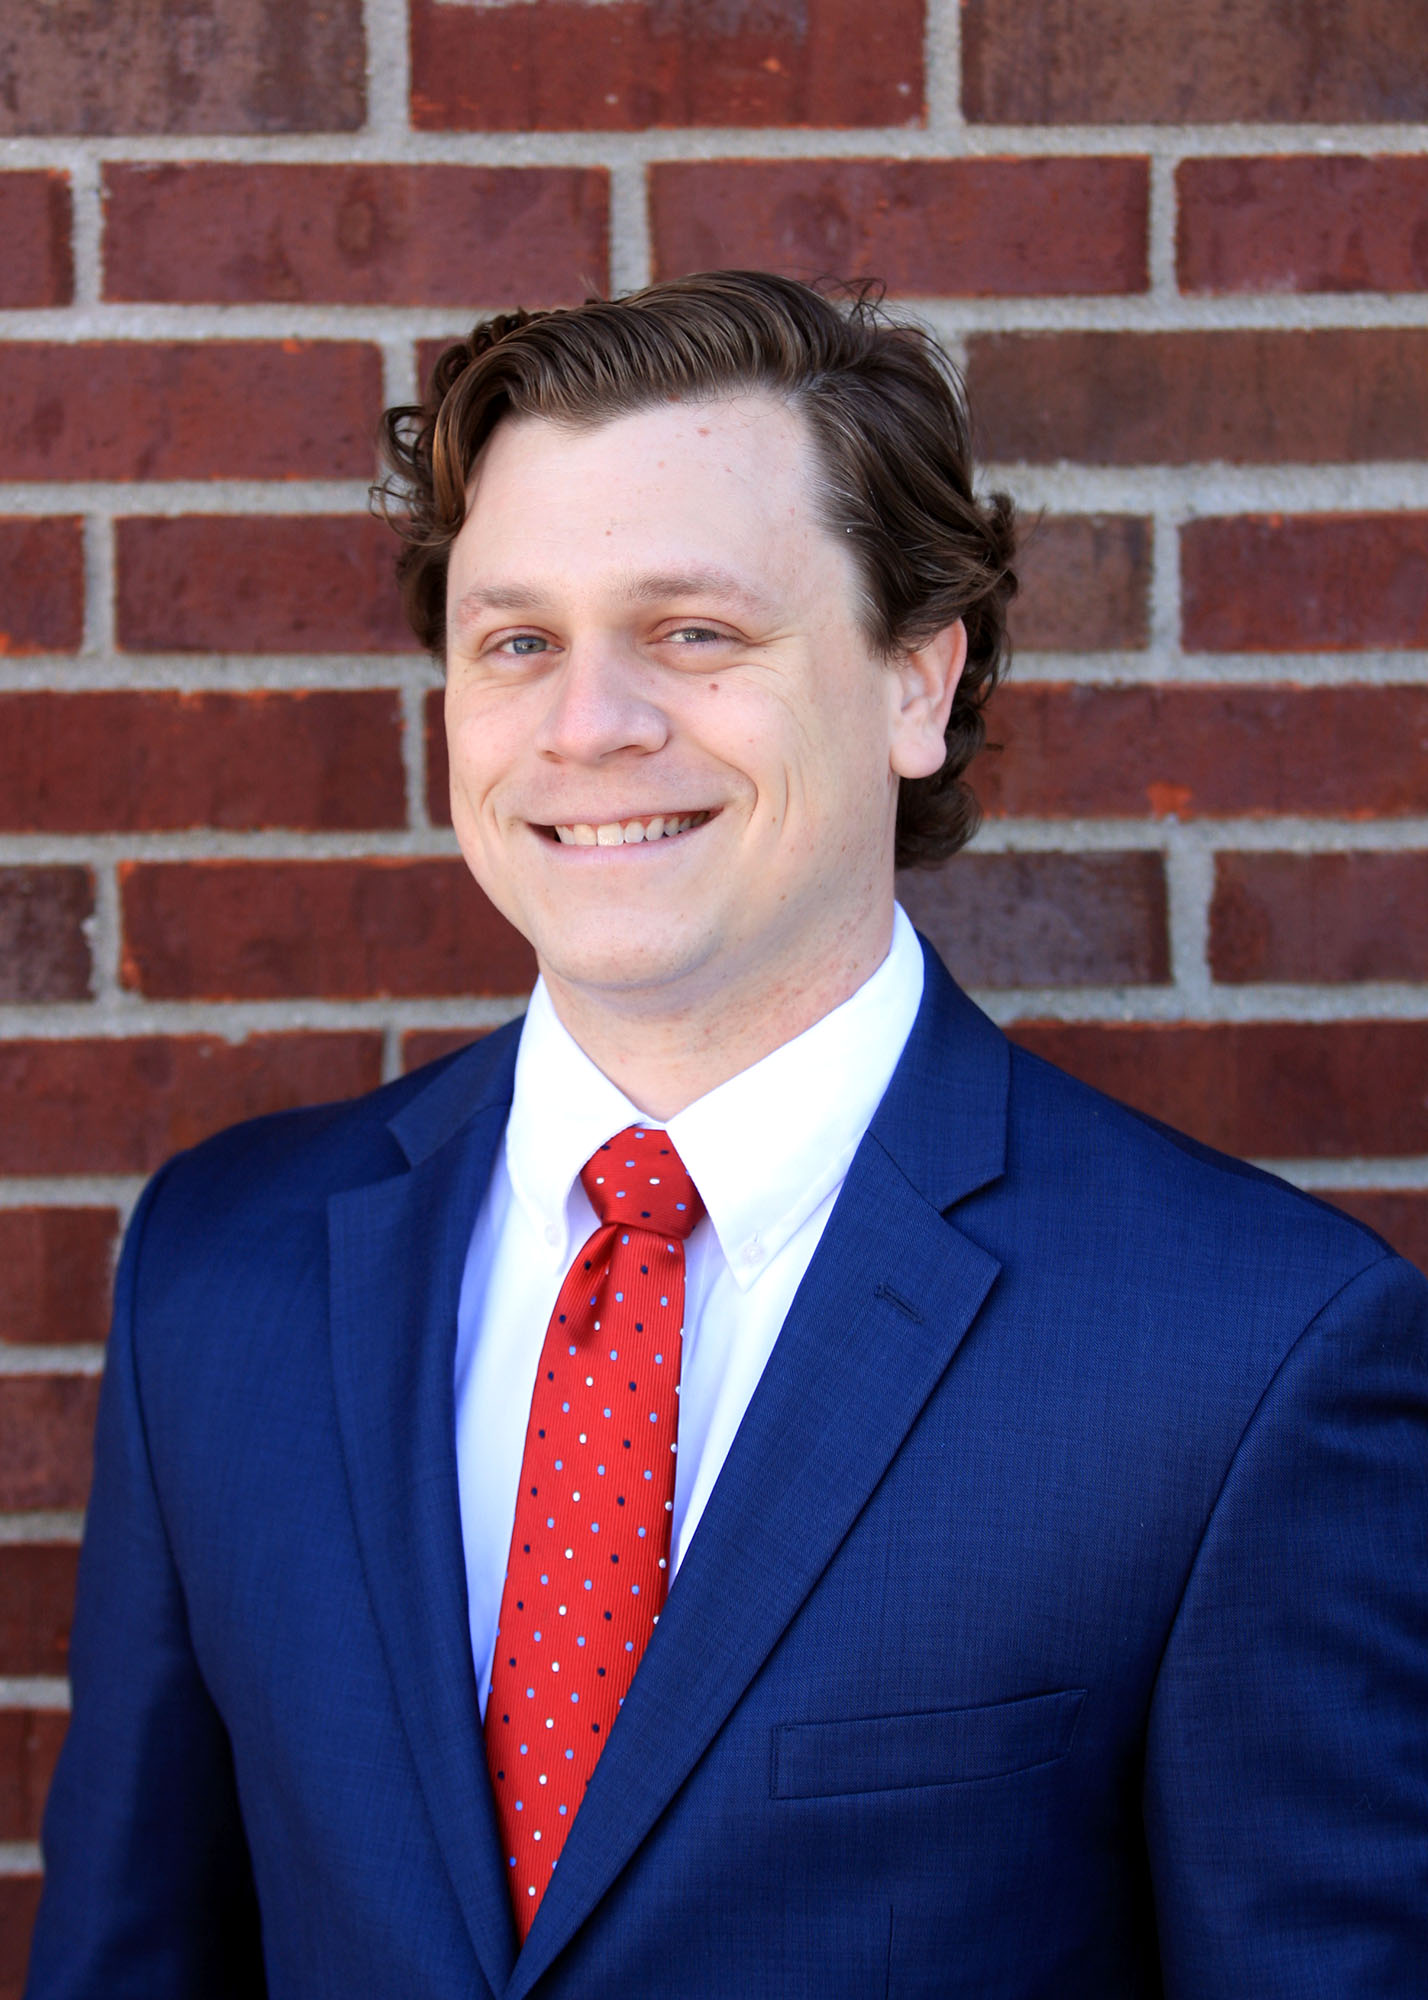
[532,639,669,765]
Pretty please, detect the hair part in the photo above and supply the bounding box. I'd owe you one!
[375,270,1016,867]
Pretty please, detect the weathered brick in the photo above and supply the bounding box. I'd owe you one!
[1178,156,1428,295]
[0,171,71,306]
[427,688,452,825]
[0,0,364,135]
[116,518,413,656]
[0,1709,66,1840]
[121,860,536,1000]
[962,0,1428,122]
[1183,515,1428,652]
[975,687,1428,819]
[0,869,92,1003]
[1320,1191,1428,1277]
[0,1034,382,1177]
[0,1377,100,1511]
[0,1875,42,1997]
[410,0,923,131]
[898,852,1168,987]
[0,1210,117,1347]
[967,331,1428,465]
[0,1544,80,1676]
[1009,1021,1428,1158]
[649,159,1147,297]
[103,164,609,307]
[0,518,83,656]
[403,1028,494,1073]
[0,692,405,834]
[0,343,381,482]
[1010,515,1150,652]
[1211,852,1428,984]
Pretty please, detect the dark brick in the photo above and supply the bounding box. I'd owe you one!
[0,1034,383,1176]
[0,0,364,136]
[402,1027,494,1073]
[1211,852,1428,983]
[0,343,381,481]
[898,851,1168,986]
[1178,156,1428,295]
[962,0,1428,123]
[426,687,451,826]
[650,158,1147,296]
[0,1544,80,1676]
[0,691,405,834]
[0,1710,66,1840]
[1320,1191,1428,1276]
[1183,515,1428,652]
[0,869,92,1002]
[0,172,71,306]
[967,331,1428,465]
[0,1210,117,1347]
[0,1377,100,1510]
[120,859,536,1000]
[103,164,609,306]
[0,518,83,656]
[1009,1021,1428,1157]
[1011,515,1150,651]
[116,517,413,655]
[410,0,923,131]
[975,686,1428,818]
[0,1875,41,1998]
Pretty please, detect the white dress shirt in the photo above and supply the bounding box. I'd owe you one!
[454,902,926,1715]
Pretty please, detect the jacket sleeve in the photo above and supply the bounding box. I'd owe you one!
[1144,1251,1428,1997]
[25,1164,267,2000]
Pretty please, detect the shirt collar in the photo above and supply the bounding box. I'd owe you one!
[504,904,926,1288]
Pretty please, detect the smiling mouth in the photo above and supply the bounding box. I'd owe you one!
[544,810,717,847]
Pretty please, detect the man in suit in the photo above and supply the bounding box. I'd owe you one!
[29,272,1428,1997]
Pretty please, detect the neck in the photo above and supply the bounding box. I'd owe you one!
[540,908,898,1121]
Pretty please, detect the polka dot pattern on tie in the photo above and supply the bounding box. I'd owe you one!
[483,1124,703,1941]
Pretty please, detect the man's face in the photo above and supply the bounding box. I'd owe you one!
[443,393,958,1020]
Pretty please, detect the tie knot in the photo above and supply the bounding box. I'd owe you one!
[580,1124,704,1240]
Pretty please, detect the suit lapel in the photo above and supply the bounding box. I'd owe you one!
[509,945,1009,1997]
[328,1026,523,2000]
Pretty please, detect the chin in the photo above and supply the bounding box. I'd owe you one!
[536,920,717,1002]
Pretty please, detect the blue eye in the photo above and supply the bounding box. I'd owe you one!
[509,635,547,655]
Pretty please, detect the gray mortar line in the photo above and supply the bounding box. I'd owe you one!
[365,0,414,139]
[0,995,530,1038]
[0,1177,144,1220]
[973,983,1428,1024]
[0,1348,104,1375]
[923,0,963,143]
[65,146,103,309]
[379,334,419,408]
[1146,153,1179,306]
[0,1513,84,1542]
[80,513,114,658]
[401,676,434,829]
[1148,507,1181,656]
[1006,651,1428,685]
[0,1678,68,1708]
[1163,841,1216,1006]
[965,817,1428,852]
[0,1843,48,1872]
[86,862,124,1005]
[608,159,652,293]
[1264,1157,1428,1191]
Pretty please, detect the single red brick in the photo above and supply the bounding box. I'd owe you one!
[975,686,1428,819]
[120,859,536,1000]
[426,687,451,826]
[402,1028,494,1073]
[0,518,83,656]
[0,1711,66,1841]
[1009,1021,1428,1158]
[1210,852,1428,984]
[0,172,71,306]
[0,0,363,136]
[1178,157,1428,295]
[410,0,923,131]
[0,1378,100,1511]
[0,343,381,482]
[650,158,1147,297]
[0,1034,382,1177]
[962,0,1428,122]
[1183,515,1428,652]
[116,518,412,655]
[898,852,1168,987]
[967,331,1428,465]
[1010,515,1150,651]
[0,1544,80,1676]
[0,1211,116,1348]
[0,869,92,1003]
[0,1875,42,1996]
[103,164,609,307]
[1319,1191,1428,1276]
[0,691,404,834]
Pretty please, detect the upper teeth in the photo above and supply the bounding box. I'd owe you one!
[553,813,709,846]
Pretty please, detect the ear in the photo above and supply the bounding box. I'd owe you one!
[888,619,968,780]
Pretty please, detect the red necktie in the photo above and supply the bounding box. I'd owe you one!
[484,1124,704,1939]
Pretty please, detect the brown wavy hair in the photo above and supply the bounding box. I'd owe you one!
[376,270,1016,866]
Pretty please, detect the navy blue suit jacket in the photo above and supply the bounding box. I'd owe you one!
[28,942,1428,1996]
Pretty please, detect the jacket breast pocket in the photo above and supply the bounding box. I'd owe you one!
[770,1688,1085,1800]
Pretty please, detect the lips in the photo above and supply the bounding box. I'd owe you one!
[548,811,715,847]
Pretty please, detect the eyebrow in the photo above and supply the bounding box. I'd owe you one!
[451,566,775,625]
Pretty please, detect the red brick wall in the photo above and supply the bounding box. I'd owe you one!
[2,0,1426,1976]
